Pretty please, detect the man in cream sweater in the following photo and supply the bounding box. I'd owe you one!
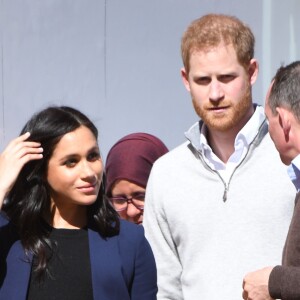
[143,14,295,300]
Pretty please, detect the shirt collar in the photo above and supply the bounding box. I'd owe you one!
[287,154,300,191]
[235,105,266,147]
[199,105,265,154]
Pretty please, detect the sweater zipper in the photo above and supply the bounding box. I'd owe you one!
[198,139,256,202]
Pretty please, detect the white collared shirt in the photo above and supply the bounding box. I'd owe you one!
[287,154,300,192]
[199,106,266,183]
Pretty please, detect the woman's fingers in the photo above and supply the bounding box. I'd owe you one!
[4,133,41,157]
[0,133,43,206]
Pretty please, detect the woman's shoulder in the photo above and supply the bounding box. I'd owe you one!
[0,211,9,227]
[0,211,19,247]
[119,219,145,239]
[117,220,152,259]
[89,220,146,248]
[117,220,150,250]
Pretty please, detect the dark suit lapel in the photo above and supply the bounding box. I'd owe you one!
[88,228,130,300]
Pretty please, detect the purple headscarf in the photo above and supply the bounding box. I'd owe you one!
[105,133,168,195]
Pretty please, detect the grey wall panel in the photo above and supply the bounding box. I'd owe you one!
[0,0,299,160]
[261,0,300,97]
[102,0,264,158]
[0,0,106,152]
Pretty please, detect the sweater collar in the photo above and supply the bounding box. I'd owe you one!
[185,104,267,155]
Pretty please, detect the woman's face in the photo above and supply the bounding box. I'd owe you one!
[47,126,103,212]
[111,179,145,225]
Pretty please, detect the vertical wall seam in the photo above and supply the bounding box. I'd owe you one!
[0,0,5,140]
[104,0,107,102]
[262,0,272,102]
[289,14,296,62]
[1,45,4,139]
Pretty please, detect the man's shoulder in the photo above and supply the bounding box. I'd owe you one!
[154,140,192,164]
[258,130,279,152]
[150,140,197,177]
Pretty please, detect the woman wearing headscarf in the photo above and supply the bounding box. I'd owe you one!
[105,133,168,225]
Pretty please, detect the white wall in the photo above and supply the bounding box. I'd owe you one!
[0,0,299,159]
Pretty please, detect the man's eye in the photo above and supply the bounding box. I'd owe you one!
[218,75,235,83]
[195,77,211,85]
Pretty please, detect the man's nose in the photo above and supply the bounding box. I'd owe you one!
[209,80,224,102]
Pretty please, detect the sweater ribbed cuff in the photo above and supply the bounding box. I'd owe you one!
[269,265,284,299]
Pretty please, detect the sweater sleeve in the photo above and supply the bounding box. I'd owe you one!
[143,167,184,300]
[269,265,300,300]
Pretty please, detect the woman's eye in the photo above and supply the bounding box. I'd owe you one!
[64,159,77,167]
[88,151,100,161]
[132,193,145,201]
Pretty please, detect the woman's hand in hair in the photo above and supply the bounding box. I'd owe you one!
[0,132,43,209]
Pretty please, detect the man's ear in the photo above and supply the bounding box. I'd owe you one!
[277,107,291,139]
[248,59,259,85]
[181,68,191,92]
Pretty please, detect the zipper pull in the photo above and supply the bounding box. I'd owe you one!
[223,186,228,202]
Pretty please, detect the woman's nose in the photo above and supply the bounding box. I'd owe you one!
[81,162,96,179]
[126,202,142,218]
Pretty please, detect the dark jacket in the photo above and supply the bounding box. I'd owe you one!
[269,193,300,300]
[0,213,157,299]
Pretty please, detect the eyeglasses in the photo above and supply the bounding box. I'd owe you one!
[108,192,145,212]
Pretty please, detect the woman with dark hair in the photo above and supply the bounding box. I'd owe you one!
[105,133,168,225]
[0,106,157,299]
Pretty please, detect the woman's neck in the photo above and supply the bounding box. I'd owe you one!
[49,202,88,229]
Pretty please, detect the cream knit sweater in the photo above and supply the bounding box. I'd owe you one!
[144,112,295,300]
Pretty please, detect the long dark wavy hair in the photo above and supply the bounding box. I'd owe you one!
[3,106,120,279]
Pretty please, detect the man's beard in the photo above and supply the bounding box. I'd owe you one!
[192,86,252,132]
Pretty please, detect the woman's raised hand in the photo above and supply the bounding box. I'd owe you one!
[0,132,43,209]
